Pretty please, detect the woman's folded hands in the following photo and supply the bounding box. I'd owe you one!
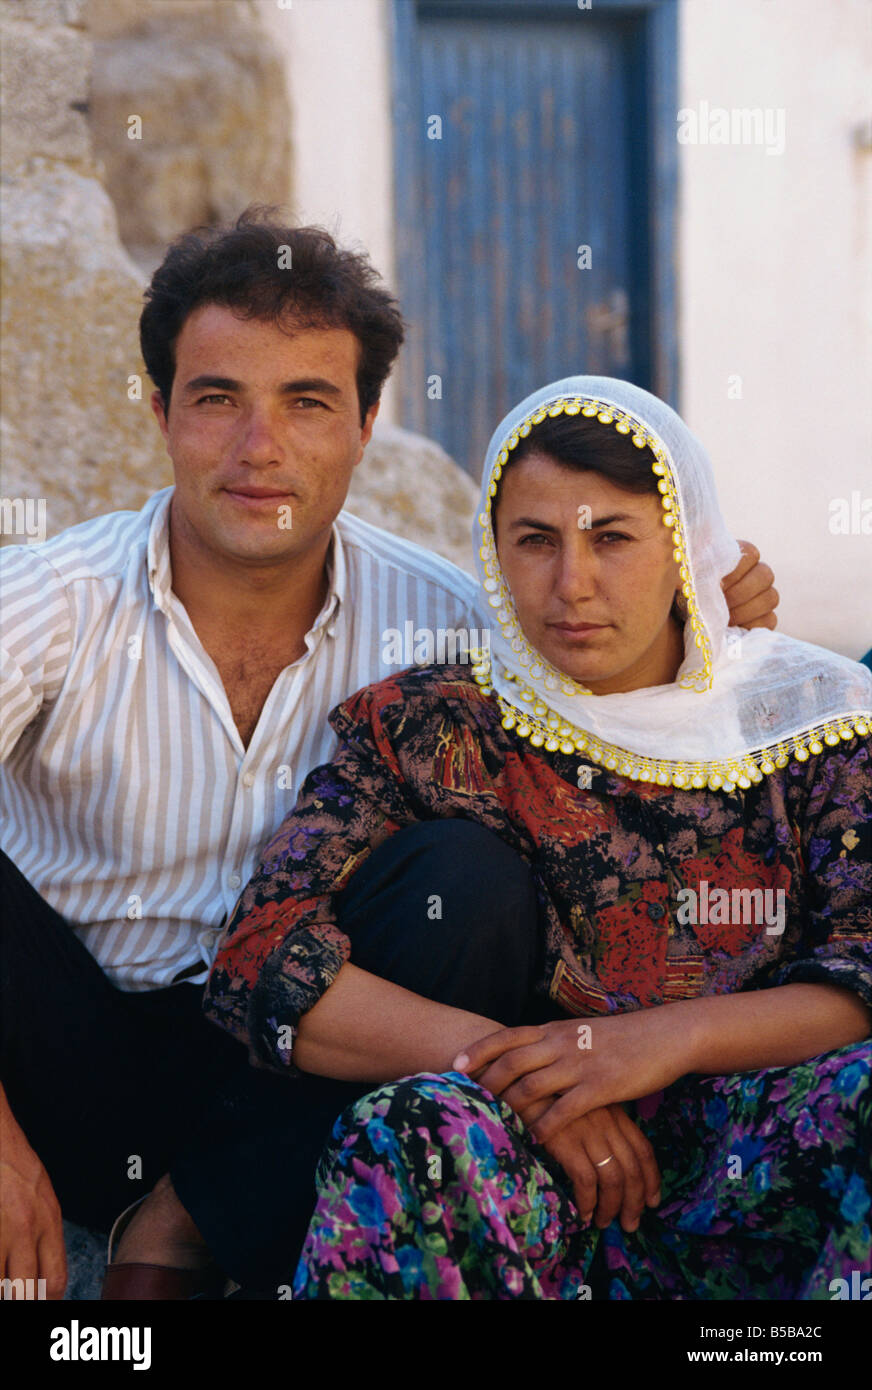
[451,1008,696,1228]
[518,1095,661,1234]
[453,1009,693,1144]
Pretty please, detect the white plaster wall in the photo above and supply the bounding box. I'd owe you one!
[678,0,871,657]
[254,0,399,421]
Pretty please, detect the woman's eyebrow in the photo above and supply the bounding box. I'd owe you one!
[587,513,636,529]
[507,513,636,532]
[507,517,559,532]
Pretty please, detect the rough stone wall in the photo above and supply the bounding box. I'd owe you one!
[86,0,293,276]
[0,0,172,537]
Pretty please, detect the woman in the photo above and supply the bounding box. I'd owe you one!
[205,376,871,1299]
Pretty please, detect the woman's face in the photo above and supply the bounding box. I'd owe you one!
[494,450,684,694]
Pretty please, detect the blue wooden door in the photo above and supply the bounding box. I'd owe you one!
[392,0,677,477]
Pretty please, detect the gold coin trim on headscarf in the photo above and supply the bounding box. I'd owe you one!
[470,394,870,792]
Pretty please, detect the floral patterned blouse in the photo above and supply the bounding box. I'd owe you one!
[203,665,872,1071]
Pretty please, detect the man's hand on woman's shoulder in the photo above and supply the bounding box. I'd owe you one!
[723,540,778,630]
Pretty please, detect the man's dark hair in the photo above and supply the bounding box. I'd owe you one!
[139,207,405,423]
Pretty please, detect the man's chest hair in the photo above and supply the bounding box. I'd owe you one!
[208,633,305,745]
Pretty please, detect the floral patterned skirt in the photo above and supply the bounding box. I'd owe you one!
[292,1041,871,1300]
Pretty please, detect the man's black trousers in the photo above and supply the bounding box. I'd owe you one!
[0,820,560,1290]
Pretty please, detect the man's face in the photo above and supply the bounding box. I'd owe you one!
[151,304,377,568]
[495,451,683,694]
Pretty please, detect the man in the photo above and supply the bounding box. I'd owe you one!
[0,210,778,1300]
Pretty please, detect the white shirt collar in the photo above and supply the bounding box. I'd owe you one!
[146,485,345,639]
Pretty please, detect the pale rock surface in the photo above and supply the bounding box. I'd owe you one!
[0,0,170,543]
[1,167,172,531]
[86,0,292,274]
[1,1,91,171]
[350,422,477,573]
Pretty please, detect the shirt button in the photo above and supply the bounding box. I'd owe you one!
[647,903,666,920]
[229,873,241,889]
[242,772,254,788]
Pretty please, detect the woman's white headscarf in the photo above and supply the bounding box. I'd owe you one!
[470,376,872,792]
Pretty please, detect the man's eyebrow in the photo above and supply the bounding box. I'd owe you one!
[508,512,637,531]
[277,378,343,397]
[182,375,242,394]
[181,375,343,397]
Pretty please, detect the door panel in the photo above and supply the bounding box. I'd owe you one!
[392,0,676,478]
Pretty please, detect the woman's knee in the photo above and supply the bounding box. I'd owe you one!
[336,1071,501,1154]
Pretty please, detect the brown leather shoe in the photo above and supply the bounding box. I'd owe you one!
[101,1195,226,1301]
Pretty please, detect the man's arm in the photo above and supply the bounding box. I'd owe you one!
[0,546,74,762]
[0,552,76,1297]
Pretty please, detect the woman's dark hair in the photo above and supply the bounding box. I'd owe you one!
[508,411,659,492]
[139,207,405,423]
[491,409,660,537]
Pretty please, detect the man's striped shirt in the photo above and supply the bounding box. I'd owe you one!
[0,487,482,990]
